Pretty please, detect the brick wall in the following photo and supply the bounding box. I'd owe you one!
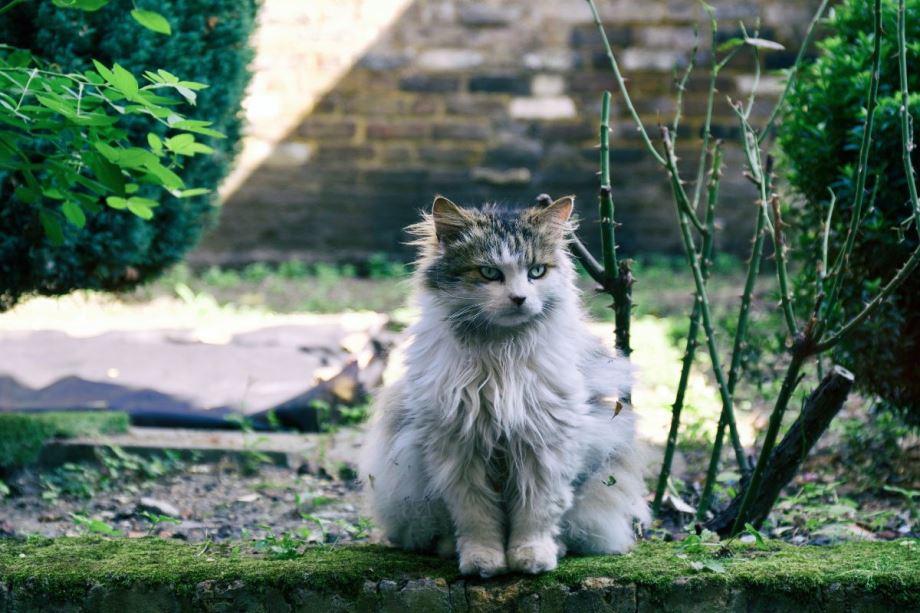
[193,0,823,265]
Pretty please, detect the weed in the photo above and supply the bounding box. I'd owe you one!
[140,512,182,536]
[70,513,120,537]
[40,446,185,501]
[253,526,312,560]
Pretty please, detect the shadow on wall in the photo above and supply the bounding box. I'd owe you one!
[193,0,822,266]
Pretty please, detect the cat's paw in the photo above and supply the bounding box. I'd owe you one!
[458,544,508,578]
[507,538,559,574]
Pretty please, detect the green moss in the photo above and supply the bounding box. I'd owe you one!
[0,411,129,470]
[0,538,917,605]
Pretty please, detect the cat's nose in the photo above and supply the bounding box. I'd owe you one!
[510,295,526,306]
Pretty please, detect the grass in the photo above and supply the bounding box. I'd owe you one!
[0,411,129,471]
[0,537,917,604]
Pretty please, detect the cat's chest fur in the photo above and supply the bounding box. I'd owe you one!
[406,313,588,445]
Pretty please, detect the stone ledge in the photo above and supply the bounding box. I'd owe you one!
[1,538,918,612]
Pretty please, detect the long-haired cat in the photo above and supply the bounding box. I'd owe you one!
[359,195,649,577]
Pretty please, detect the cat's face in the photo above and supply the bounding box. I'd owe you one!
[418,196,575,334]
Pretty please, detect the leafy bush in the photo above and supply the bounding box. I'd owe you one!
[0,0,256,310]
[0,411,129,471]
[779,0,920,422]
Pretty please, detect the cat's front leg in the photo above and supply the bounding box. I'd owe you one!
[506,450,575,574]
[431,453,508,578]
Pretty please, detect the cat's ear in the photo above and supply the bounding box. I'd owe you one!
[535,195,575,226]
[432,195,471,242]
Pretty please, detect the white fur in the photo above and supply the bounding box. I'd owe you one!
[359,218,649,577]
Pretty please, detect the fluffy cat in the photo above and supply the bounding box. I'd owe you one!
[359,195,649,577]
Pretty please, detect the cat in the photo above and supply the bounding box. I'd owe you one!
[359,195,649,577]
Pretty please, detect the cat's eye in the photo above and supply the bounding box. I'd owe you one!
[528,264,547,279]
[479,266,503,281]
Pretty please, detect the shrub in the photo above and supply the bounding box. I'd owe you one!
[0,411,129,471]
[0,0,257,310]
[779,0,920,423]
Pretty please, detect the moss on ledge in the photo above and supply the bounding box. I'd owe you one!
[1,537,918,610]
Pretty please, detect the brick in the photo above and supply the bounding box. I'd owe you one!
[531,74,566,97]
[361,169,430,187]
[532,120,596,142]
[446,95,509,116]
[472,167,532,185]
[523,50,577,72]
[379,145,417,165]
[458,4,518,26]
[483,135,543,167]
[312,145,375,163]
[469,75,530,95]
[621,48,688,72]
[358,53,410,71]
[509,96,577,120]
[297,120,357,140]
[419,146,483,165]
[263,142,312,167]
[432,122,491,141]
[399,75,460,93]
[639,26,699,50]
[366,121,431,140]
[571,24,634,48]
[416,49,484,71]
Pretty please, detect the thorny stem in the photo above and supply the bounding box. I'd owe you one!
[814,246,920,353]
[662,136,707,235]
[697,201,767,518]
[758,0,831,143]
[662,126,747,474]
[599,91,618,280]
[653,142,723,516]
[691,11,722,211]
[671,27,699,138]
[819,189,837,289]
[0,0,25,17]
[569,234,605,285]
[770,194,798,336]
[731,349,806,535]
[585,0,666,167]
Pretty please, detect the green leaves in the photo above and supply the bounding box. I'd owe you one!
[131,9,172,35]
[1,49,223,242]
[164,133,214,156]
[106,196,158,220]
[51,0,110,11]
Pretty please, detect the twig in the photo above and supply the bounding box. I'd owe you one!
[813,246,920,353]
[585,0,666,167]
[672,26,700,138]
[569,233,605,285]
[819,188,837,288]
[770,194,798,336]
[661,123,708,235]
[0,0,26,17]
